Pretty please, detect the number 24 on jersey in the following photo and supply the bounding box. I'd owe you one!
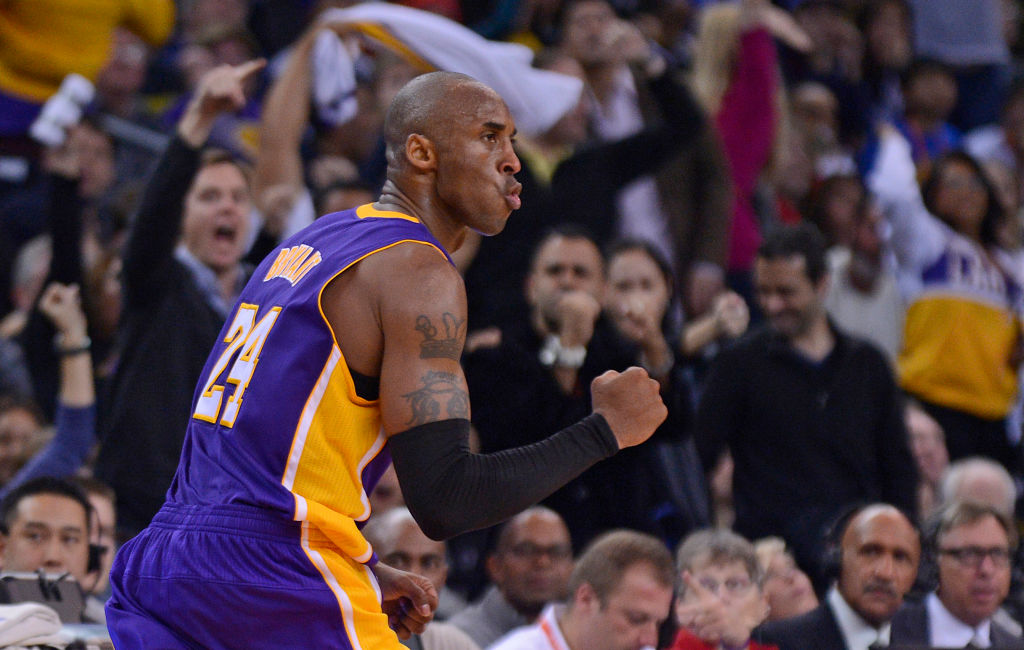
[193,303,281,427]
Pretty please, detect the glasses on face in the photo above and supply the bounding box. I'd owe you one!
[694,576,754,596]
[507,542,573,562]
[938,546,1012,568]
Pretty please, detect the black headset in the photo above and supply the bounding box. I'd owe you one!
[820,502,873,583]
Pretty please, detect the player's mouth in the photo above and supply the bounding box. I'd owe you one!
[505,181,523,210]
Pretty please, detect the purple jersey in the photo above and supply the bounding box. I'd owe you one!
[167,203,451,562]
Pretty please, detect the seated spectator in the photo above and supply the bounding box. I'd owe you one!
[0,476,99,622]
[1,283,97,497]
[917,457,1023,636]
[463,226,650,547]
[448,508,573,649]
[757,503,920,650]
[753,537,819,623]
[905,401,949,518]
[75,477,116,597]
[939,457,1018,517]
[363,508,480,650]
[488,529,675,650]
[370,465,406,516]
[891,500,1024,648]
[368,466,468,621]
[669,528,772,650]
[0,396,41,485]
[604,239,720,543]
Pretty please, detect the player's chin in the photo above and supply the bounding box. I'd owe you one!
[475,212,512,236]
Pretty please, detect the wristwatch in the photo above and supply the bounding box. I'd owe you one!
[539,335,587,369]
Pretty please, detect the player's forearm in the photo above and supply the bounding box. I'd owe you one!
[389,414,617,540]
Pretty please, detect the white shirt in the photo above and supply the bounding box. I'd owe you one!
[827,587,891,650]
[487,603,657,650]
[927,591,992,648]
[487,604,570,650]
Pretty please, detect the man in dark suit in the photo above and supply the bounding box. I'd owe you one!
[891,500,1024,648]
[757,503,920,650]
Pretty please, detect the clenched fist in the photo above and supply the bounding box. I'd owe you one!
[590,366,667,449]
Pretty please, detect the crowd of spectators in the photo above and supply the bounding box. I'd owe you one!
[4,0,1024,647]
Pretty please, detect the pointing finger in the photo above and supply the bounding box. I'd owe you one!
[233,58,267,82]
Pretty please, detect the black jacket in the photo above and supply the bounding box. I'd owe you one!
[757,603,849,650]
[695,323,918,578]
[95,137,249,536]
[890,599,1024,649]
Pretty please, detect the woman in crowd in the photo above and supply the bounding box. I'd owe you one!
[870,130,1022,473]
[669,528,774,650]
[752,537,819,623]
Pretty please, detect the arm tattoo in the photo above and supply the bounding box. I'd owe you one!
[415,313,465,360]
[402,370,470,425]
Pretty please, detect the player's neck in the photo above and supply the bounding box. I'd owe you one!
[376,180,464,253]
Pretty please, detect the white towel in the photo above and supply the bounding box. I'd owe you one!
[316,3,583,137]
[311,30,359,127]
[0,602,68,647]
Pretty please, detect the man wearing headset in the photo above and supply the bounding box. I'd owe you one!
[758,503,920,650]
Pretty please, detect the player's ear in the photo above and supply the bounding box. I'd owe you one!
[405,134,437,171]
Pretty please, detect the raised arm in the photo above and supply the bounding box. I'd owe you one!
[2,283,96,497]
[337,243,667,540]
[866,128,946,271]
[123,60,266,308]
[253,28,319,239]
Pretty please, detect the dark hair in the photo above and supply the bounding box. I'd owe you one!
[529,223,602,273]
[313,179,376,215]
[920,150,1003,246]
[756,222,829,283]
[0,394,45,426]
[605,237,677,332]
[0,476,92,536]
[900,57,955,90]
[73,476,116,505]
[197,148,252,186]
[802,173,867,246]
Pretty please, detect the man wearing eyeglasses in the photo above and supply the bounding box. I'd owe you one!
[449,507,574,648]
[891,500,1024,648]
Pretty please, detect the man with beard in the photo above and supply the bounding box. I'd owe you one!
[758,503,920,650]
[694,223,917,586]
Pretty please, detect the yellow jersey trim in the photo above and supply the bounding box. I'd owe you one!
[355,203,421,223]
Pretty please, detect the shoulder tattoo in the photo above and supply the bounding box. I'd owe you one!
[415,313,465,360]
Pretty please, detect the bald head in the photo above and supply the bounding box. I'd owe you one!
[495,506,569,552]
[384,71,499,167]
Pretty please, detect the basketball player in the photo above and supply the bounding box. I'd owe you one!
[106,62,667,648]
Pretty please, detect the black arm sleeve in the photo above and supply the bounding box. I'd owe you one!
[389,413,618,541]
